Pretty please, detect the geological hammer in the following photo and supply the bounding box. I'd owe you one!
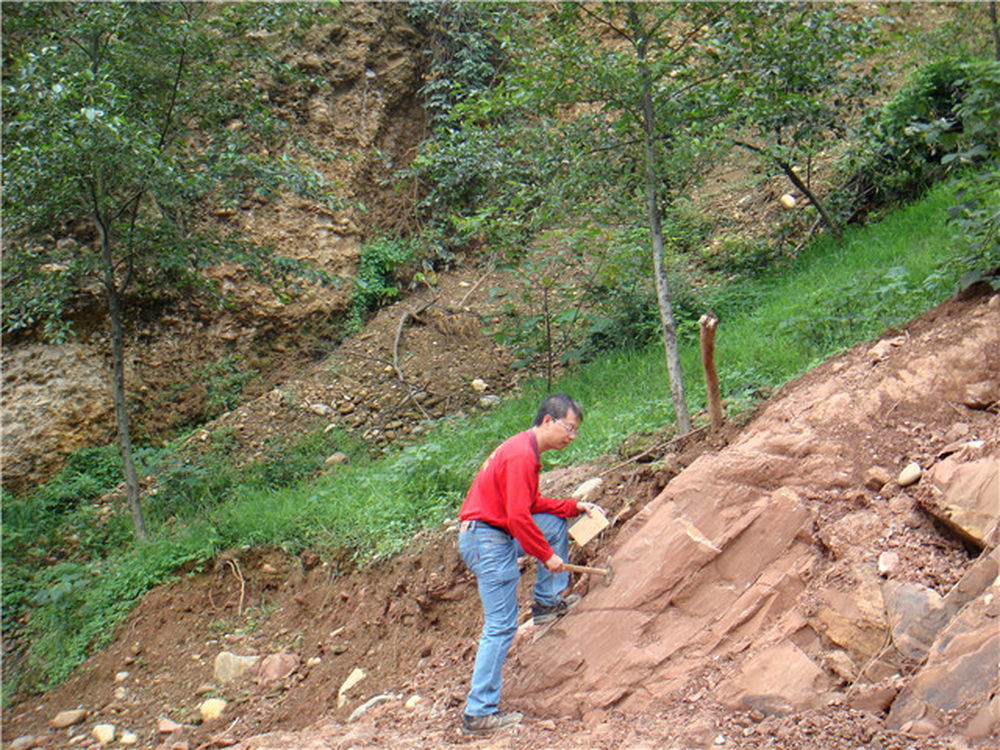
[563,560,614,586]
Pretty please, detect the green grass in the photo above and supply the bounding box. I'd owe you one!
[2,180,976,701]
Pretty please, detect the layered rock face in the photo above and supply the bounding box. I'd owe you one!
[508,295,999,741]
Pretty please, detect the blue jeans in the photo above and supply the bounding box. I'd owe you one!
[458,514,570,717]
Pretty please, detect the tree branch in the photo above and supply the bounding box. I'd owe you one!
[731,138,841,236]
[575,2,635,46]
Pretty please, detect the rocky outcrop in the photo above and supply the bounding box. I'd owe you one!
[507,295,1000,741]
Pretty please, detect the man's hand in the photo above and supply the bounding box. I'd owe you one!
[576,501,606,517]
[544,553,565,573]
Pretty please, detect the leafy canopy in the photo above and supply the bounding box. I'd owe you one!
[2,2,334,340]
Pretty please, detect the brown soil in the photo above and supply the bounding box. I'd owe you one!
[4,290,997,750]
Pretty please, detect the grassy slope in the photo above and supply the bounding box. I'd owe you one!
[5,180,972,699]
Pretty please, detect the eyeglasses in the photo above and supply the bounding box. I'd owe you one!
[554,418,578,435]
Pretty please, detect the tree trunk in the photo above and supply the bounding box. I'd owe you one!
[98,228,147,540]
[991,1,1000,61]
[635,33,691,434]
[699,313,723,431]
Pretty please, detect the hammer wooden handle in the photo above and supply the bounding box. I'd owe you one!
[563,563,609,576]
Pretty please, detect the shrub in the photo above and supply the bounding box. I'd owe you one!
[838,58,1000,219]
[347,235,417,331]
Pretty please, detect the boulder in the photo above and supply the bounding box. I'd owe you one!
[158,718,182,734]
[863,466,891,492]
[887,581,1000,737]
[846,677,904,713]
[716,640,829,712]
[50,709,88,728]
[962,379,1000,409]
[257,651,300,684]
[897,462,922,487]
[199,698,227,722]
[214,651,260,683]
[92,724,115,745]
[337,667,366,707]
[921,457,999,547]
[881,580,948,661]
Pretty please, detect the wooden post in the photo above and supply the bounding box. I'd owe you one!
[699,313,723,431]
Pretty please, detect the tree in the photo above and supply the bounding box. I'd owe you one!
[448,2,751,434]
[727,5,879,235]
[2,3,330,537]
[411,3,885,433]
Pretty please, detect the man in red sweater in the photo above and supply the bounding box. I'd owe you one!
[457,393,603,735]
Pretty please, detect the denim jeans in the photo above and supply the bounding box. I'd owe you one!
[458,513,570,717]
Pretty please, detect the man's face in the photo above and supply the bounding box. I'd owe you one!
[548,409,579,450]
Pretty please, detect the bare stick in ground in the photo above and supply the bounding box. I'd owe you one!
[700,313,723,431]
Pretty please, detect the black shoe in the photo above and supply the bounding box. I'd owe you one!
[461,711,523,734]
[531,593,581,625]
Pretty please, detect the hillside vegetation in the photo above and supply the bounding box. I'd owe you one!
[2,0,999,709]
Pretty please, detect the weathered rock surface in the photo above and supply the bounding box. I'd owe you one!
[0,2,429,494]
[507,297,1000,743]
[921,457,999,547]
[887,575,1000,736]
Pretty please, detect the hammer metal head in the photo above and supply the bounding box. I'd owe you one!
[602,559,614,586]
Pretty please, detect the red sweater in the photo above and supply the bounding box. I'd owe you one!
[459,430,579,561]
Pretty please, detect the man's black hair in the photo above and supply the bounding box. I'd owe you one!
[534,393,583,427]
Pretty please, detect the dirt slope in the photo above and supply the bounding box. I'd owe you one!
[4,290,997,750]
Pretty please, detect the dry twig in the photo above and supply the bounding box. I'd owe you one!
[225,558,246,617]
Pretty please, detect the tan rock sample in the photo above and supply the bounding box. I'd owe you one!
[897,462,922,487]
[50,709,88,728]
[810,567,888,671]
[92,724,115,745]
[158,718,182,733]
[200,698,227,722]
[214,651,261,683]
[962,379,1000,409]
